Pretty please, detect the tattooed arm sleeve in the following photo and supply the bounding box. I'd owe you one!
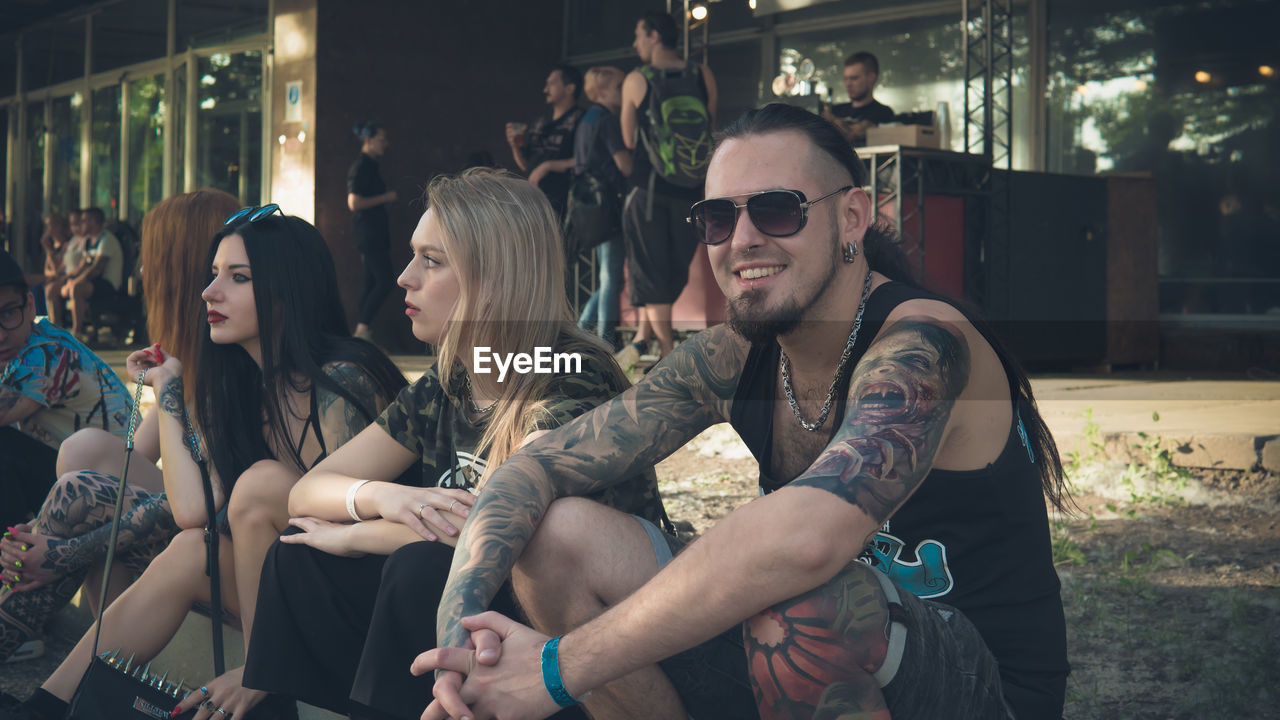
[436,327,748,651]
[790,317,971,537]
[315,362,386,454]
[152,373,223,528]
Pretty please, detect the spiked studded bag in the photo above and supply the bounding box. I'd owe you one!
[66,371,219,720]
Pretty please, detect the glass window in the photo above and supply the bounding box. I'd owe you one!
[196,50,262,203]
[705,40,762,131]
[0,107,9,251]
[48,94,82,216]
[93,0,168,74]
[566,0,765,57]
[775,11,1029,161]
[24,101,46,262]
[172,62,186,194]
[91,86,122,218]
[177,0,269,50]
[764,0,899,24]
[127,74,166,228]
[22,20,85,92]
[0,33,18,99]
[778,15,966,149]
[566,1,659,58]
[1048,0,1280,315]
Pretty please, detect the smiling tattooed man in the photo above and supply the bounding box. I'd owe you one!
[414,103,1072,720]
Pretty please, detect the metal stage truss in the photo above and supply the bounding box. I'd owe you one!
[567,250,597,320]
[857,145,991,301]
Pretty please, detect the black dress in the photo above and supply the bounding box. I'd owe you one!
[244,354,668,720]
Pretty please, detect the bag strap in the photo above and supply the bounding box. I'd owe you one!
[89,370,225,677]
[89,372,148,661]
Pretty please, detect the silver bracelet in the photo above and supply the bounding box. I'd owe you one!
[345,479,372,522]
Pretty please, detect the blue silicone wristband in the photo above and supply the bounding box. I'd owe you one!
[540,636,580,708]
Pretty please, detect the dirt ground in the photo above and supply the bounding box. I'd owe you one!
[655,425,1280,720]
[6,425,1278,719]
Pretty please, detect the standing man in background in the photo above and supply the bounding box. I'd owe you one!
[348,121,397,343]
[822,51,894,146]
[620,11,717,360]
[507,66,586,219]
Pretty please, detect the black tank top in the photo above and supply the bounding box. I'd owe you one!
[729,282,1068,718]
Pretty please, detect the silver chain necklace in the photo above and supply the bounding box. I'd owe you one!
[780,269,874,432]
[463,373,497,415]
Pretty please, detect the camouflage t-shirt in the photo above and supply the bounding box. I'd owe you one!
[375,350,669,529]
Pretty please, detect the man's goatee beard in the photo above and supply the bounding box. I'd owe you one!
[727,292,802,346]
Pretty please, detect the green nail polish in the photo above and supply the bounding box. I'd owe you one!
[13,561,21,568]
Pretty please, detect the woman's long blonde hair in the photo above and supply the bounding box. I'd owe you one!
[425,168,622,484]
[584,66,624,104]
[139,188,240,402]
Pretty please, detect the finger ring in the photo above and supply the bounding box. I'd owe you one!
[448,500,458,513]
[417,503,427,515]
[215,708,228,716]
[199,687,210,696]
[201,699,216,709]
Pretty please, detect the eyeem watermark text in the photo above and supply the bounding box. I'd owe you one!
[473,347,582,382]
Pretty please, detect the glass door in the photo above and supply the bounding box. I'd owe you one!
[48,93,83,216]
[196,50,262,203]
[127,73,166,228]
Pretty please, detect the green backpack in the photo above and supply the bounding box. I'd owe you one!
[638,63,712,189]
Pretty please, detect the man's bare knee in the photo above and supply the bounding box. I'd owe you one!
[515,498,662,630]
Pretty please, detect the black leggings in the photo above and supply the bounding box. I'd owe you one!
[0,427,57,529]
[357,247,395,326]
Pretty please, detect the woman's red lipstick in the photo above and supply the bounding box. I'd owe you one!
[208,310,228,324]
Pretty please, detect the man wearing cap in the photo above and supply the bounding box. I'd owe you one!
[0,249,132,531]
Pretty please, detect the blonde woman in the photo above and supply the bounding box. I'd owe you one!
[242,168,669,720]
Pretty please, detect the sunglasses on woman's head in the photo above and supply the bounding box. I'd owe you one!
[224,203,282,226]
[686,186,853,246]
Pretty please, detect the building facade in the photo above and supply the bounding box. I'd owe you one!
[3,0,1276,358]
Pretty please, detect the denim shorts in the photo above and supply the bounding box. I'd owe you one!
[633,516,760,719]
[631,517,1015,720]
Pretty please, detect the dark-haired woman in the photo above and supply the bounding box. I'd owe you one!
[5,210,407,720]
[349,121,397,341]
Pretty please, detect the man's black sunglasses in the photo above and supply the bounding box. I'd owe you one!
[224,203,282,226]
[686,186,853,245]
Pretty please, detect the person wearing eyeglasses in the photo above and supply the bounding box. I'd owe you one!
[0,248,133,537]
[2,208,408,720]
[414,104,1071,720]
[0,190,239,675]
